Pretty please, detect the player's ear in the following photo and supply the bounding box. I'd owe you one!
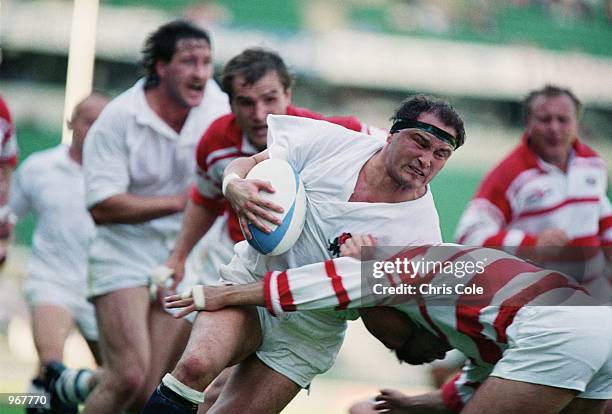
[156,60,168,80]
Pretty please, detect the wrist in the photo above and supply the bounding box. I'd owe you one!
[222,173,240,197]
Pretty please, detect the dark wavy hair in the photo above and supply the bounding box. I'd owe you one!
[391,95,466,148]
[221,48,293,100]
[141,20,211,89]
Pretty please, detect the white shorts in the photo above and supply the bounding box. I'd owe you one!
[220,254,347,388]
[255,307,347,388]
[88,229,171,298]
[24,278,98,341]
[492,297,612,399]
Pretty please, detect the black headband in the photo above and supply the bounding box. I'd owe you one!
[390,119,462,150]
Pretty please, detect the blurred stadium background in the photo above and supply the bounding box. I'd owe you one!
[1,1,611,413]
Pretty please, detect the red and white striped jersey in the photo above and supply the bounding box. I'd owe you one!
[455,136,612,247]
[191,106,370,242]
[0,95,18,166]
[263,244,588,368]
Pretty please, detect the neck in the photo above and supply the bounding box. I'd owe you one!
[546,154,569,172]
[145,87,190,133]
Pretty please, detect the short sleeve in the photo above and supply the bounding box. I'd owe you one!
[82,114,130,208]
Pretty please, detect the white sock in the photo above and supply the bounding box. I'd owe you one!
[161,373,205,405]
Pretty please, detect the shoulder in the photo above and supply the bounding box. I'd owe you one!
[198,114,241,152]
[288,106,362,132]
[195,114,243,168]
[476,143,534,197]
[573,139,603,161]
[18,146,63,174]
[287,106,324,119]
[268,113,356,134]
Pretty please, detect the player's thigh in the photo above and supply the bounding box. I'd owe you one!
[149,305,192,371]
[209,354,301,414]
[145,306,192,388]
[92,286,151,369]
[462,376,577,414]
[561,398,608,414]
[31,304,74,358]
[180,306,262,368]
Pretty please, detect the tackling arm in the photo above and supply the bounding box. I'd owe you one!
[165,255,366,318]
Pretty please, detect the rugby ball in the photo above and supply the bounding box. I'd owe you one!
[244,158,306,255]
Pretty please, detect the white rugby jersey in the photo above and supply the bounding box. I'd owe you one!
[83,78,229,277]
[10,146,93,291]
[455,136,612,247]
[262,244,588,367]
[187,108,379,285]
[220,115,443,285]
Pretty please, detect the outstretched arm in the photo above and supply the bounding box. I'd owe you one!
[165,254,368,317]
[165,233,378,317]
[165,282,266,318]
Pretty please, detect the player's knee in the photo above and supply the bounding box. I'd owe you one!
[108,365,147,398]
[176,353,221,385]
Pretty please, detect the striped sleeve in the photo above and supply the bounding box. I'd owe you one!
[263,257,364,316]
[454,198,537,247]
[598,195,612,246]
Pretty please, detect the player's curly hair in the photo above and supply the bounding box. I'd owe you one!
[221,48,293,100]
[523,84,582,123]
[391,95,466,149]
[141,20,211,89]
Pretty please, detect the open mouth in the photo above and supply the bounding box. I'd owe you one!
[187,82,205,94]
[408,165,425,177]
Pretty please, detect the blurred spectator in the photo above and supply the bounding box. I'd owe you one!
[455,85,612,252]
[10,94,108,413]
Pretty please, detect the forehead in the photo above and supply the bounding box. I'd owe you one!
[530,94,577,117]
[173,38,210,55]
[232,71,286,96]
[414,112,456,149]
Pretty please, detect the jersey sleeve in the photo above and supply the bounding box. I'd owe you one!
[598,192,612,246]
[82,116,130,208]
[190,130,225,213]
[454,170,537,247]
[263,256,369,316]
